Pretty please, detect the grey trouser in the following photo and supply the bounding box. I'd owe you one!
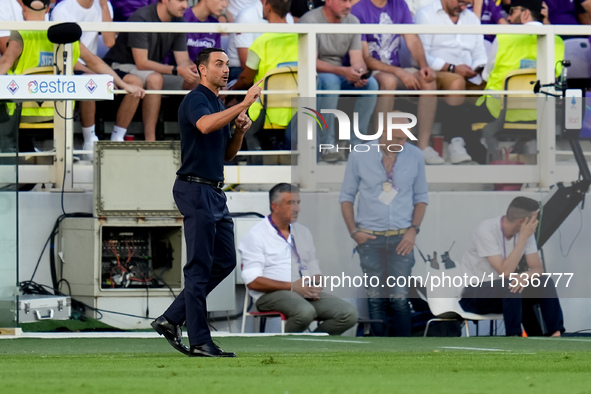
[256,290,358,335]
[111,63,185,90]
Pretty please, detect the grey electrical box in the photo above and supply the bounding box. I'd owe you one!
[58,142,235,327]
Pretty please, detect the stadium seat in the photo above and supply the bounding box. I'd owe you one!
[472,68,538,162]
[563,38,591,89]
[424,295,504,337]
[241,286,287,334]
[424,266,503,337]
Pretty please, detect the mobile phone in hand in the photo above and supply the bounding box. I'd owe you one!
[360,70,372,80]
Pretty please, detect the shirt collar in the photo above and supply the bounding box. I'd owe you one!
[197,83,218,101]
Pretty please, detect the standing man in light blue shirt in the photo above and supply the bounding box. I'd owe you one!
[340,119,428,336]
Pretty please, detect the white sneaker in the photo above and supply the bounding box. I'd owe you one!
[422,146,445,165]
[321,146,340,163]
[82,135,99,160]
[448,137,472,164]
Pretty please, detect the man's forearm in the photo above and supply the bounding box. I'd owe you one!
[197,102,248,134]
[248,277,291,292]
[341,201,357,235]
[225,130,245,161]
[411,202,427,227]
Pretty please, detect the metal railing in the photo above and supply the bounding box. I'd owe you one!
[1,21,589,190]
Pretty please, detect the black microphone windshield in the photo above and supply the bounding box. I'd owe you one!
[47,23,82,45]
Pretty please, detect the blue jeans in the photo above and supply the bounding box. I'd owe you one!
[317,73,378,146]
[357,235,415,337]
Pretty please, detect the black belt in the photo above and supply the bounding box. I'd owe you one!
[177,175,224,189]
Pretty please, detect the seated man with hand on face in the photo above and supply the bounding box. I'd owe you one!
[239,183,358,335]
[459,197,565,337]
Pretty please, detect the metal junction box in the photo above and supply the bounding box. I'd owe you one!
[19,295,71,323]
[58,142,235,328]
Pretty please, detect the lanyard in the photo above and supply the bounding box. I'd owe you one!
[382,152,396,184]
[500,216,516,258]
[267,215,307,276]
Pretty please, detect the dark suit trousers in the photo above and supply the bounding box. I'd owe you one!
[163,180,236,346]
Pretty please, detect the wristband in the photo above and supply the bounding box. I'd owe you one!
[172,65,178,76]
[350,228,360,238]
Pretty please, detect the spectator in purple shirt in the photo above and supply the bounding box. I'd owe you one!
[544,0,590,25]
[184,0,227,62]
[473,0,508,42]
[352,0,440,164]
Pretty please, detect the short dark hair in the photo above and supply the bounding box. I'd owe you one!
[266,0,292,19]
[269,183,299,211]
[511,0,543,21]
[196,47,226,76]
[506,196,539,222]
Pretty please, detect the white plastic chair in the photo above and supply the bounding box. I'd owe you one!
[424,267,503,337]
[424,296,503,337]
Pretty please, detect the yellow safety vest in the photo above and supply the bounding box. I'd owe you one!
[479,33,564,121]
[8,30,80,118]
[247,33,298,128]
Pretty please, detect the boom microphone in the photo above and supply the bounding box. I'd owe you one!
[47,23,82,45]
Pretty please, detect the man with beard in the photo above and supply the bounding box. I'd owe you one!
[151,48,263,357]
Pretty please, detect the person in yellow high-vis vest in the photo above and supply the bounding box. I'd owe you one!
[0,0,145,152]
[479,0,564,121]
[231,0,297,142]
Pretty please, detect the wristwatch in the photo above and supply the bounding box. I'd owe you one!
[410,225,420,234]
[172,65,178,76]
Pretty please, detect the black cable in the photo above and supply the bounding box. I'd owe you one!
[145,284,150,319]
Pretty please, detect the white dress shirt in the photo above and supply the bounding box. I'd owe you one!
[415,0,488,83]
[239,218,322,302]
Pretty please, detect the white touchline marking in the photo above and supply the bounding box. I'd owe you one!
[284,338,370,344]
[441,346,508,352]
[527,337,591,342]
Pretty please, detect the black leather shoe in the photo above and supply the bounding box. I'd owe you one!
[151,316,190,355]
[189,341,236,357]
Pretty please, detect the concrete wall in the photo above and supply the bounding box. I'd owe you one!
[18,189,591,333]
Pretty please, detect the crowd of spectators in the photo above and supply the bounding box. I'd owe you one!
[0,0,587,163]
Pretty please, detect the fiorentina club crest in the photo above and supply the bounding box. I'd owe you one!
[7,80,19,95]
[85,79,97,94]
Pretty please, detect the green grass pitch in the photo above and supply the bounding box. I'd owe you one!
[1,336,590,394]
